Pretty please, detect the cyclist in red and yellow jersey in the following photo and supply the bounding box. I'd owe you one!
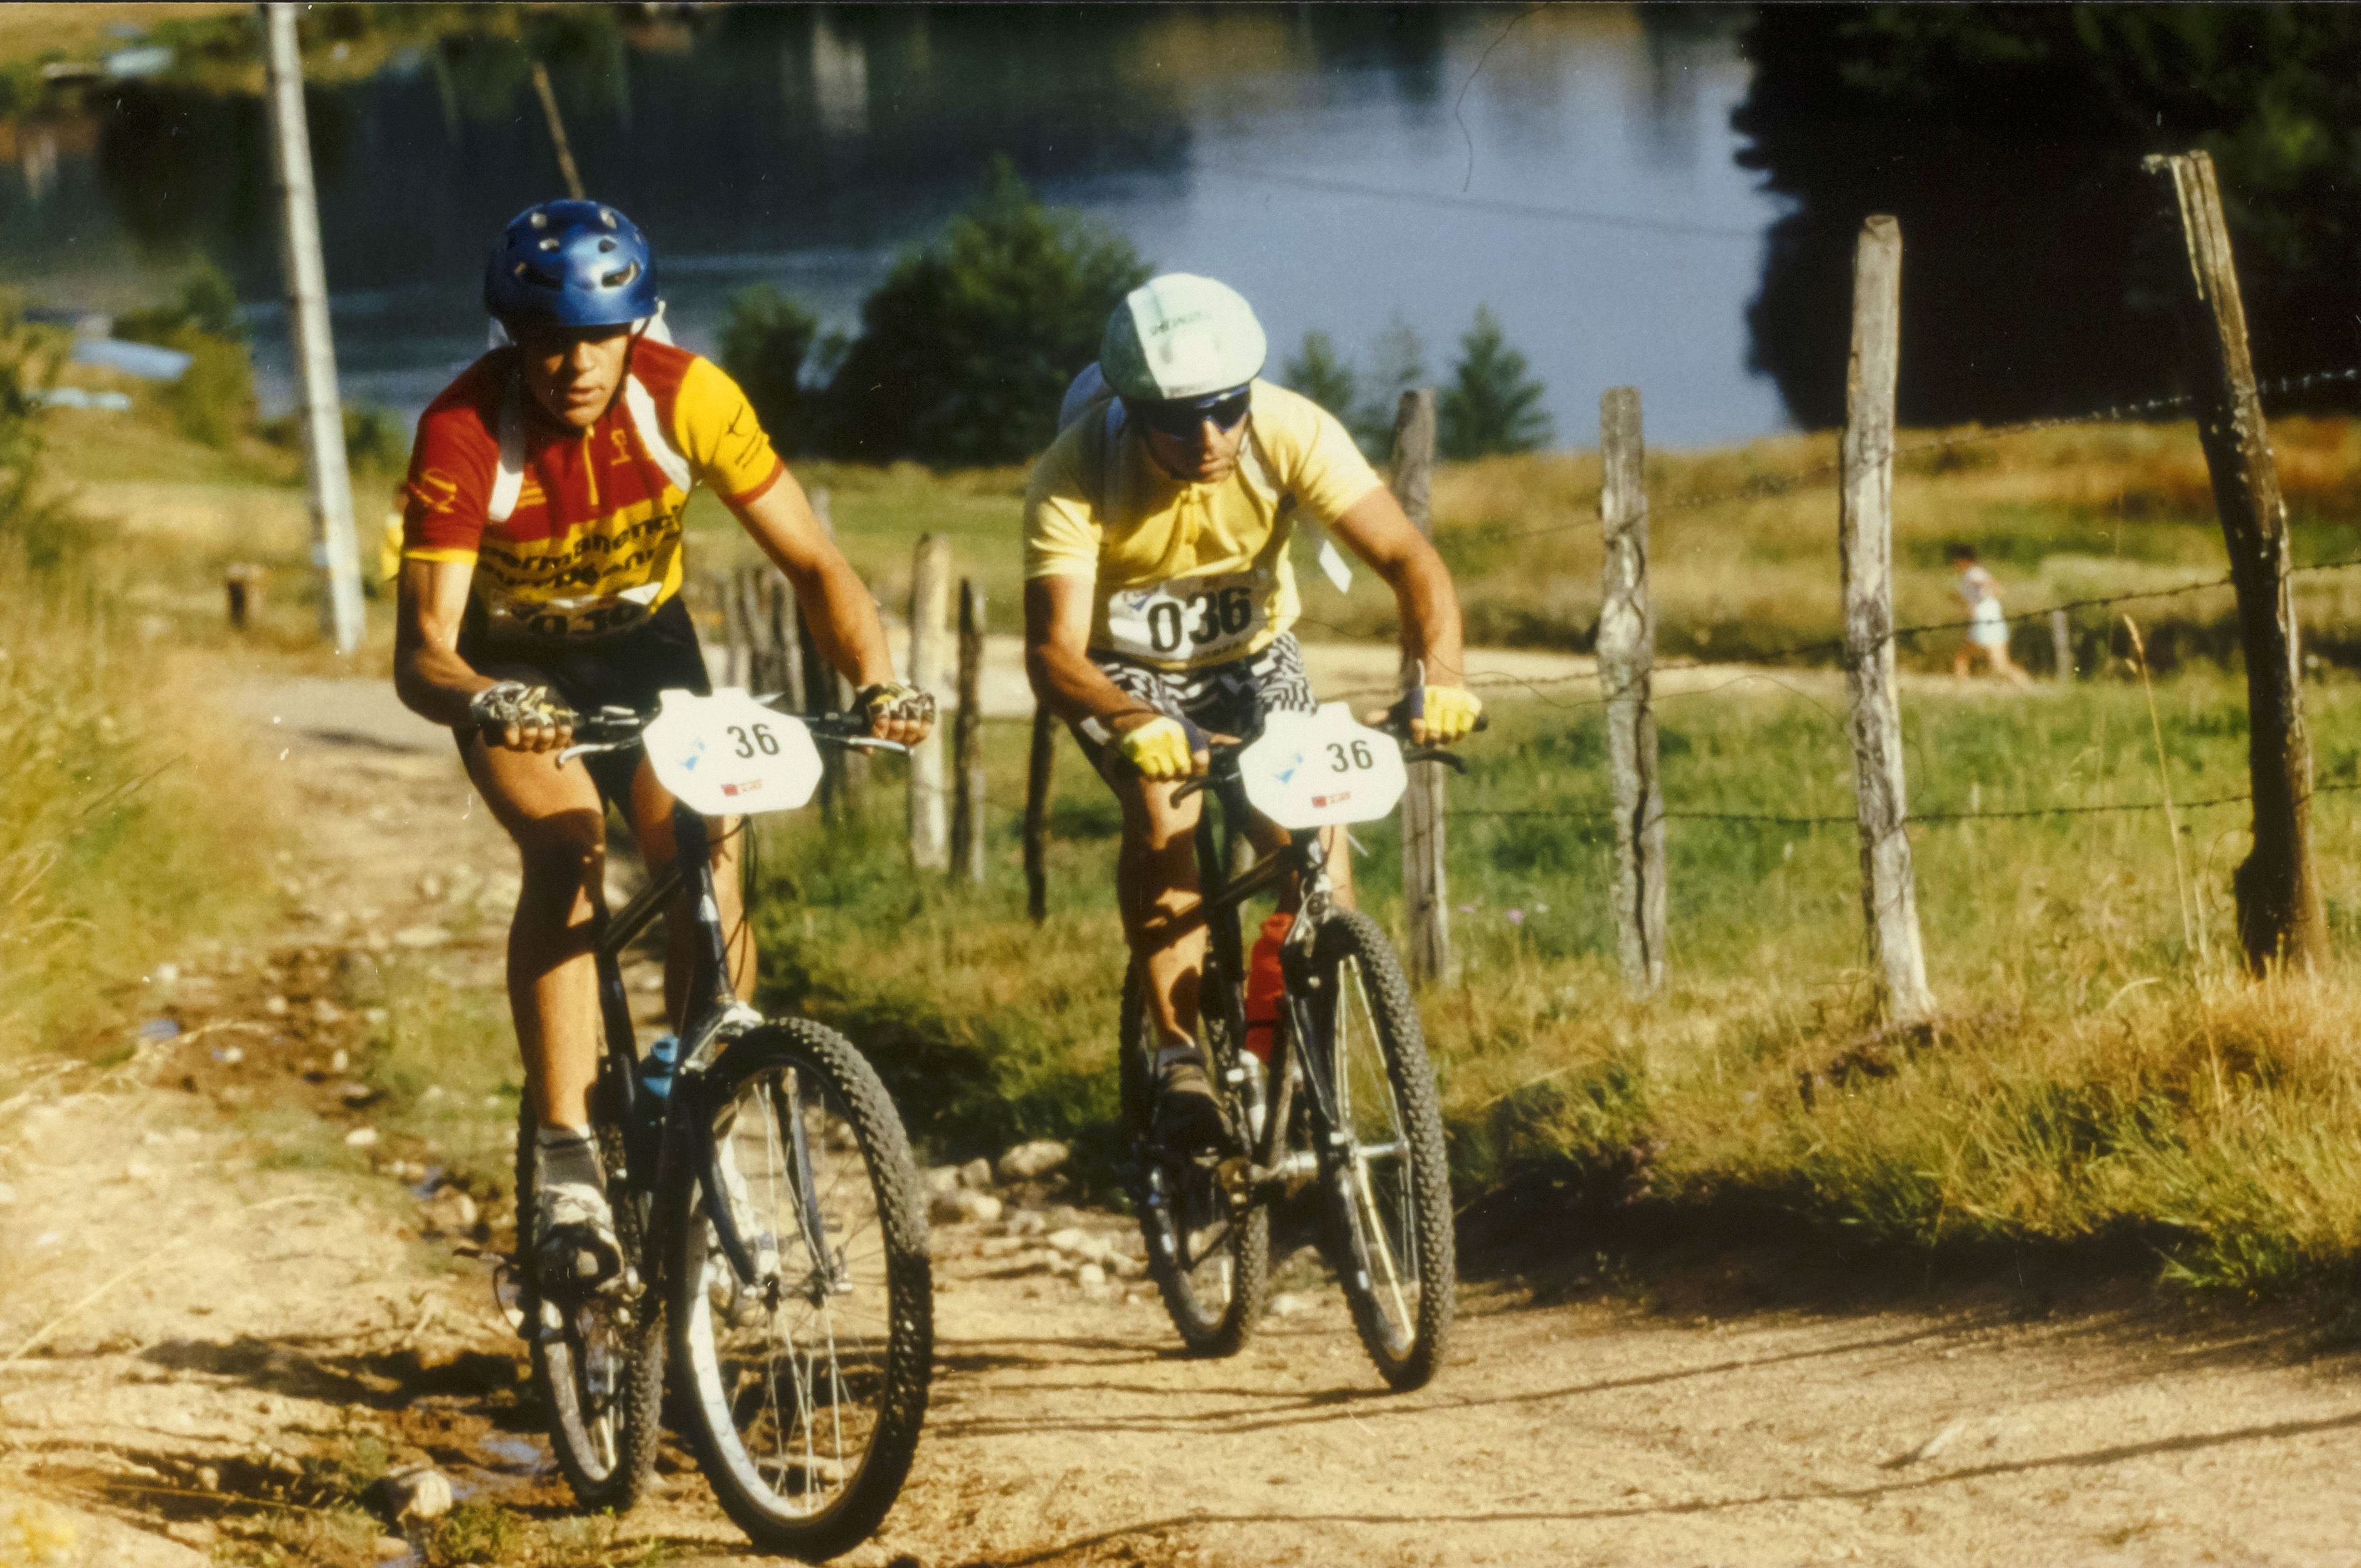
[393,200,932,1286]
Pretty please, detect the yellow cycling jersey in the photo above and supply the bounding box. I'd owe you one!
[1023,379,1382,670]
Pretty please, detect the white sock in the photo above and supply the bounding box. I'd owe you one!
[536,1123,605,1190]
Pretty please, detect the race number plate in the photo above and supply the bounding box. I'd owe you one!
[641,689,824,817]
[1104,568,1270,663]
[1238,701,1408,829]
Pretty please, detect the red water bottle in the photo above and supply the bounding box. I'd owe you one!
[1241,913,1294,1064]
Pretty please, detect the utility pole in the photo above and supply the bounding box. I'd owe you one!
[260,3,365,654]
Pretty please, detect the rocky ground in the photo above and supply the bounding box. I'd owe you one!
[4,662,2361,1567]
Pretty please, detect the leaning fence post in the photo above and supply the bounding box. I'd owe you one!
[1598,386,1667,997]
[2145,149,2327,972]
[1391,388,1451,985]
[2050,608,2073,680]
[1839,215,1936,1029]
[951,578,987,884]
[906,534,952,870]
[1024,705,1056,923]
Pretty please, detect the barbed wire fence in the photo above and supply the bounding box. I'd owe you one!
[702,164,2348,1006]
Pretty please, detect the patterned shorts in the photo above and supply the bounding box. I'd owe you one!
[1084,632,1317,754]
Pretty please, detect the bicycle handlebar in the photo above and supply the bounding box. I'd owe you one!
[1162,709,1485,802]
[524,694,908,764]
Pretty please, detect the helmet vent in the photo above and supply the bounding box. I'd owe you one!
[538,238,560,252]
[598,238,617,253]
[598,208,617,230]
[600,261,641,290]
[528,210,548,230]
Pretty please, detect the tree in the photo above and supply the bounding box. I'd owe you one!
[1438,306,1551,459]
[818,157,1151,465]
[1280,330,1359,423]
[1734,7,2361,426]
[1350,314,1429,455]
[719,283,819,454]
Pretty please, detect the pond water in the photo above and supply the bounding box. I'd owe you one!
[0,4,1791,450]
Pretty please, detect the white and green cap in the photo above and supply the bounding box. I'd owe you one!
[1099,273,1267,402]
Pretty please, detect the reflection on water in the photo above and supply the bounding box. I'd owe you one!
[0,4,1788,447]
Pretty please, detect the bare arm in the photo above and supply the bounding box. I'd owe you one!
[1023,574,1157,733]
[1325,485,1466,688]
[393,557,492,729]
[728,470,897,691]
[392,558,571,753]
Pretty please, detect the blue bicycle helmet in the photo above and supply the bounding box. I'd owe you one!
[482,199,659,331]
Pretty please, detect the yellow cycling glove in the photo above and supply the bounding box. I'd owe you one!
[1117,716,1206,780]
[1413,685,1483,743]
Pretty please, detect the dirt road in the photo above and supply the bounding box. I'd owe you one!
[5,665,2361,1567]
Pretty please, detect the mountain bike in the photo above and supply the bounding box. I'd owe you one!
[501,689,932,1559]
[1122,698,1467,1390]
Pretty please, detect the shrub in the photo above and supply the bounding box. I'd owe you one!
[719,283,819,455]
[819,156,1150,465]
[1439,305,1551,459]
[114,257,246,345]
[159,323,254,448]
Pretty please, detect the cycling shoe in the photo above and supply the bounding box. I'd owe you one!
[1153,1048,1231,1160]
[534,1177,623,1297]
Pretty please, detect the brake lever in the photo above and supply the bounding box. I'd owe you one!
[556,739,632,766]
[1402,746,1470,773]
[832,736,911,755]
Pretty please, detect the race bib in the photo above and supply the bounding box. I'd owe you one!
[1104,569,1271,664]
[1238,702,1408,829]
[641,689,824,818]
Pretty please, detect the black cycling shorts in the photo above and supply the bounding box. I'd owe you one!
[454,594,712,808]
[1074,632,1318,771]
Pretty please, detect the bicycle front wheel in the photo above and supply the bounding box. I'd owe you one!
[1307,910,1456,1390]
[664,1020,932,1559]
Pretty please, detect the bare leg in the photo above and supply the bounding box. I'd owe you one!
[462,739,608,1131]
[1109,761,1206,1048]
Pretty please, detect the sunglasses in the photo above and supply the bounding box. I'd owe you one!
[1127,386,1253,439]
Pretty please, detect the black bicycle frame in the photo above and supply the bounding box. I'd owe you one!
[1187,775,1351,1191]
[592,804,821,1299]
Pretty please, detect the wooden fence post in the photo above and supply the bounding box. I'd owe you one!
[1839,215,1936,1029]
[770,577,803,704]
[1391,388,1451,985]
[906,534,951,870]
[805,487,865,815]
[951,578,987,884]
[2050,608,2072,680]
[1024,705,1056,922]
[2145,150,2328,972]
[1598,386,1667,998]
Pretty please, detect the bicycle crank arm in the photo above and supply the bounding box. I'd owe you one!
[1221,1149,1322,1205]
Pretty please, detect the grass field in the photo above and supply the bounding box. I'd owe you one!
[741,664,2361,1298]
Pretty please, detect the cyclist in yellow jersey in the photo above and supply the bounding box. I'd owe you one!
[1023,274,1481,1151]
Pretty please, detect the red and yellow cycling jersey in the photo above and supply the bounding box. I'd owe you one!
[402,338,783,640]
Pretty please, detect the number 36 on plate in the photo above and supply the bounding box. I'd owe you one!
[1238,702,1409,829]
[641,689,825,817]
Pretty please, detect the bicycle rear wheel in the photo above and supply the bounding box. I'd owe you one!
[1306,910,1456,1390]
[1120,961,1270,1357]
[511,1094,663,1511]
[665,1020,932,1559]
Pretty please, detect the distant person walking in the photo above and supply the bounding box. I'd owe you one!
[1950,544,2030,686]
